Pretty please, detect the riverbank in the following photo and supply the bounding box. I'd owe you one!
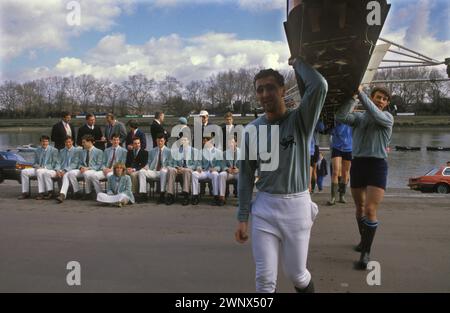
[1,115,449,129]
[0,180,448,292]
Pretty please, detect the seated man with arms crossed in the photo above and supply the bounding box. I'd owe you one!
[138,133,172,203]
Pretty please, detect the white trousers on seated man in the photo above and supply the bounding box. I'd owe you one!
[89,170,114,194]
[97,192,130,204]
[21,168,56,194]
[218,172,238,197]
[60,169,97,196]
[138,168,168,194]
[191,171,220,196]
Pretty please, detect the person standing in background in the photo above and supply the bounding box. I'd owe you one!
[150,112,167,148]
[125,119,147,151]
[103,113,127,148]
[77,114,104,150]
[316,152,328,192]
[51,112,76,150]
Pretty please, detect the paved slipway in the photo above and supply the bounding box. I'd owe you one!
[0,180,449,293]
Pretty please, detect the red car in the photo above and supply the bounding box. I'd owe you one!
[408,166,450,194]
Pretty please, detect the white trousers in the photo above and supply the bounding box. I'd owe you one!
[21,168,56,193]
[218,172,238,197]
[138,168,168,193]
[62,169,96,194]
[191,171,220,196]
[251,190,319,293]
[97,192,130,204]
[89,170,114,194]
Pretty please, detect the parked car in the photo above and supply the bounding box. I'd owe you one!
[408,166,450,194]
[0,150,33,184]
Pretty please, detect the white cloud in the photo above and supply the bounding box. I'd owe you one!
[380,0,450,64]
[0,0,135,60]
[150,0,285,11]
[21,32,291,83]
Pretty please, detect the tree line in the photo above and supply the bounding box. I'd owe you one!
[372,67,449,115]
[0,69,262,118]
[0,66,448,118]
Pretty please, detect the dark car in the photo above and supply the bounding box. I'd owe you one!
[408,166,450,194]
[0,150,33,184]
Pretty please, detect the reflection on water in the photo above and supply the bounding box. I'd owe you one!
[1,128,449,189]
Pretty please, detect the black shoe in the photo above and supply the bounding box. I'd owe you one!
[295,280,315,293]
[165,194,175,205]
[43,192,54,200]
[35,193,46,200]
[56,193,65,203]
[83,193,92,200]
[18,193,30,200]
[182,193,190,206]
[73,191,83,200]
[138,193,148,203]
[217,197,225,206]
[210,196,219,206]
[157,192,166,204]
[191,195,199,205]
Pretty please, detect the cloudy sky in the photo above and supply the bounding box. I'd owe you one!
[0,0,448,83]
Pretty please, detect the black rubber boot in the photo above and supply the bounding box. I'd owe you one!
[294,280,315,293]
[354,217,364,252]
[355,223,377,270]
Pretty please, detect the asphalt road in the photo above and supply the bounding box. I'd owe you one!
[0,180,449,293]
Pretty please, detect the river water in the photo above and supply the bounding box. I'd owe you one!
[1,127,449,189]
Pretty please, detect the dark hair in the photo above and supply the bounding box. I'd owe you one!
[40,135,50,141]
[132,137,141,142]
[155,112,163,120]
[253,69,285,88]
[155,133,165,140]
[81,134,95,143]
[61,111,70,118]
[85,113,95,120]
[127,119,138,129]
[111,133,120,139]
[106,113,115,120]
[224,112,233,119]
[371,87,391,101]
[65,135,73,141]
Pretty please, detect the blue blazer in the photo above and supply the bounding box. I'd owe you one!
[102,146,128,170]
[33,146,59,170]
[107,174,135,203]
[77,147,104,171]
[57,146,81,172]
[147,146,172,170]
